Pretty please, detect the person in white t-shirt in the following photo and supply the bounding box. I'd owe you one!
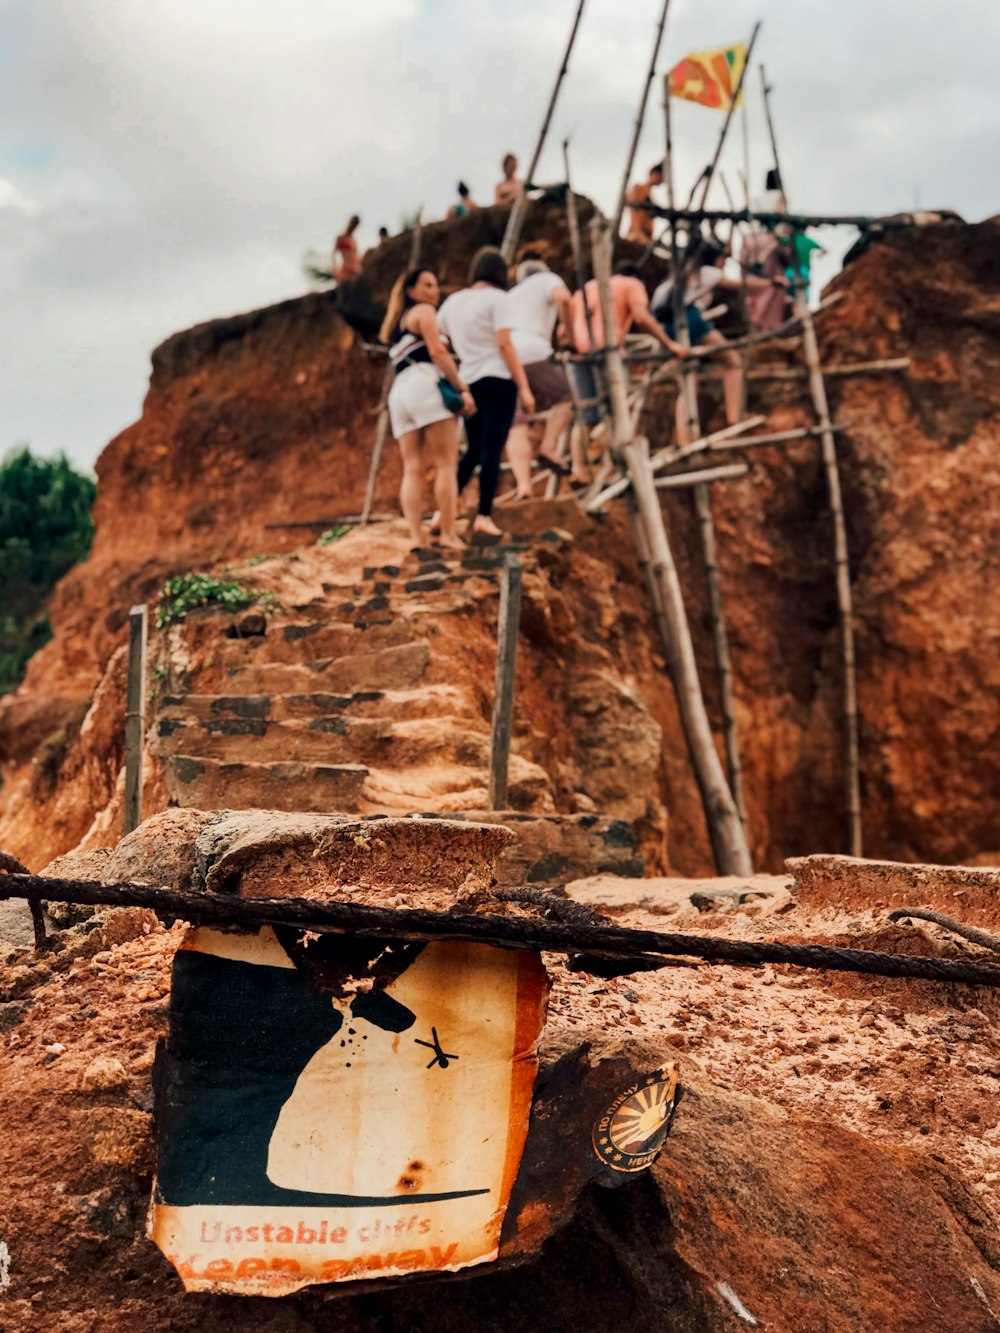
[503,258,585,498]
[436,247,535,539]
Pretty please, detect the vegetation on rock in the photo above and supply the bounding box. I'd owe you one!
[156,572,258,627]
[0,447,96,694]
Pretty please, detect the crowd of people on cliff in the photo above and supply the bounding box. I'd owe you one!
[341,153,819,552]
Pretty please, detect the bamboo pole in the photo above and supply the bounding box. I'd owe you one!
[748,357,909,380]
[359,213,425,526]
[589,215,632,447]
[666,84,749,835]
[591,211,751,875]
[625,437,752,875]
[694,21,762,211]
[124,605,147,836]
[801,300,863,857]
[501,0,587,262]
[761,74,863,857]
[611,0,673,243]
[488,553,524,808]
[655,463,748,489]
[640,204,944,231]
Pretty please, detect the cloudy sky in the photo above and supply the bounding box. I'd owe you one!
[2,0,996,472]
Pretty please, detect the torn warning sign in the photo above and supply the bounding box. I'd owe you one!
[148,924,549,1296]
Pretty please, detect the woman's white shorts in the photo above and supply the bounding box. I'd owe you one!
[388,364,454,437]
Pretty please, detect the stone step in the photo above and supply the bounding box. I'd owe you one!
[164,755,369,813]
[153,715,491,767]
[209,619,424,669]
[158,683,476,725]
[225,639,431,695]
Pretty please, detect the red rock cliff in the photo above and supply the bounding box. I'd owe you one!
[1,202,997,872]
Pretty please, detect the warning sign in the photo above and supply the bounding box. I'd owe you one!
[149,925,549,1296]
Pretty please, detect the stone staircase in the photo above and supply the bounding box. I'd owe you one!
[150,527,644,887]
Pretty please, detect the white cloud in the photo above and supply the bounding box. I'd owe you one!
[1,0,997,468]
[0,177,40,216]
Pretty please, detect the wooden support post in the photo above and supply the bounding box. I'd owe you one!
[625,437,753,875]
[694,21,761,210]
[124,604,147,836]
[801,301,863,857]
[612,0,673,243]
[760,71,863,857]
[591,210,752,875]
[589,216,632,447]
[360,213,425,526]
[489,553,524,809]
[501,0,587,263]
[665,85,749,836]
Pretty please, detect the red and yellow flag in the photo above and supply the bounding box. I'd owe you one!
[668,44,746,110]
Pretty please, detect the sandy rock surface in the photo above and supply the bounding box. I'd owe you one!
[2,844,1000,1328]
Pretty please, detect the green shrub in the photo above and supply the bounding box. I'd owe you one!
[0,447,95,695]
[156,573,258,628]
[317,525,350,546]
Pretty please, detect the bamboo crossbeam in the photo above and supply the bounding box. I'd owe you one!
[638,204,955,231]
[701,423,846,454]
[585,416,763,511]
[747,357,910,381]
[655,463,748,489]
[619,293,844,371]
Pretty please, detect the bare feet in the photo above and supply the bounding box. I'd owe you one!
[472,515,503,538]
[428,511,441,535]
[437,533,466,552]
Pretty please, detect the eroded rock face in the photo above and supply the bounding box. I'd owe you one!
[2,834,999,1329]
[1,212,998,875]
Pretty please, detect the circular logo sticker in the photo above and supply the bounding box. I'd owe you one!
[592,1065,679,1173]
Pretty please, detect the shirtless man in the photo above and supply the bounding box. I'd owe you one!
[624,163,663,244]
[494,153,524,207]
[332,215,362,280]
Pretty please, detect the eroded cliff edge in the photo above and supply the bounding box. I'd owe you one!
[1,202,997,872]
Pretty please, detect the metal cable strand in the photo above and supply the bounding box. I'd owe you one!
[3,868,1000,987]
[888,906,1000,956]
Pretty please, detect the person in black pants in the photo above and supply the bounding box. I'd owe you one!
[437,247,535,539]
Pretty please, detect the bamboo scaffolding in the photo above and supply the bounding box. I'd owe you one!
[665,84,748,833]
[359,213,425,526]
[501,0,587,263]
[611,0,673,243]
[591,211,751,875]
[760,69,863,857]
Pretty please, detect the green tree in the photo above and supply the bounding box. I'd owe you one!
[0,447,96,694]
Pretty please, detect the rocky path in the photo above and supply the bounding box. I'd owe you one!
[147,518,646,888]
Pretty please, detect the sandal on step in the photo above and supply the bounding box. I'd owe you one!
[535,454,570,477]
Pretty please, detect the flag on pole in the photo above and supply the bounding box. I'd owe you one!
[668,44,747,110]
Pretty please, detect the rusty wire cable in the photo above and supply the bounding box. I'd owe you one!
[888,907,1000,956]
[3,868,1000,988]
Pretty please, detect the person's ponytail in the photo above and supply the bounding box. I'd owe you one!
[379,274,408,345]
